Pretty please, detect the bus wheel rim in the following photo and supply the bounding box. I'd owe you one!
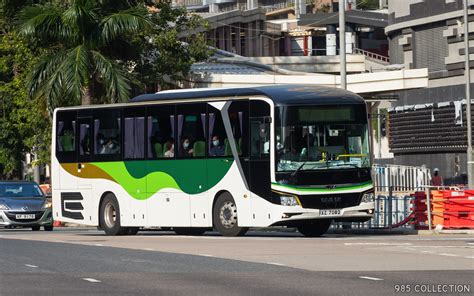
[219,201,237,228]
[104,203,116,228]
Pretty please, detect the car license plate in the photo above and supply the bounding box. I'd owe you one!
[319,209,342,216]
[15,214,35,219]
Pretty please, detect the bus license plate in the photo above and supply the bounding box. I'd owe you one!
[319,209,342,217]
[15,214,35,219]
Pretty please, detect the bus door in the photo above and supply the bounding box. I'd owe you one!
[248,100,272,224]
[73,115,92,222]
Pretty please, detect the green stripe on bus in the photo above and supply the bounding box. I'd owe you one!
[67,158,234,200]
[271,181,373,193]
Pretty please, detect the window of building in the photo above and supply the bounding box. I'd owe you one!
[147,105,176,159]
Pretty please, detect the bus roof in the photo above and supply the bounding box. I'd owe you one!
[129,85,365,106]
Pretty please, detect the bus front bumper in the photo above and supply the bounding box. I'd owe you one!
[271,202,375,225]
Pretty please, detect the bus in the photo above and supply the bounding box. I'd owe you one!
[52,85,375,237]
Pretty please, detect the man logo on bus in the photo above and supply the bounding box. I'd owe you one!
[321,197,341,203]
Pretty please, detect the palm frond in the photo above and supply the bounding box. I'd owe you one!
[28,51,68,100]
[61,0,99,45]
[91,50,131,103]
[61,45,92,102]
[98,6,150,46]
[17,4,64,42]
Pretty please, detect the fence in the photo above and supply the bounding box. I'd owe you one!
[332,164,432,230]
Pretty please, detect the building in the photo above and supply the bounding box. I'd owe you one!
[386,0,474,180]
[175,1,390,61]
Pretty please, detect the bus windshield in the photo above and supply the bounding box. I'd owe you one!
[275,105,370,172]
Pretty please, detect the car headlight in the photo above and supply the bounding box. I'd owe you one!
[0,203,10,210]
[280,196,299,207]
[361,192,375,203]
[42,200,52,209]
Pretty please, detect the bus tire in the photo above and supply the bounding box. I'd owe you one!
[44,225,54,231]
[99,193,127,236]
[213,193,248,237]
[173,227,208,236]
[125,227,139,235]
[297,219,331,237]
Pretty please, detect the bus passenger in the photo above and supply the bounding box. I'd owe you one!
[164,139,174,158]
[101,138,119,154]
[210,135,224,156]
[179,137,194,157]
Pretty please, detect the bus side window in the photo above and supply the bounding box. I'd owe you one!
[228,101,249,158]
[208,105,226,157]
[56,111,77,163]
[147,105,176,159]
[124,108,145,159]
[93,109,122,160]
[176,103,207,158]
[249,100,270,159]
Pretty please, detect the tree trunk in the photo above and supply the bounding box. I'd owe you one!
[81,85,92,105]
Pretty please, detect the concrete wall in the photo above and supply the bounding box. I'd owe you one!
[245,55,366,73]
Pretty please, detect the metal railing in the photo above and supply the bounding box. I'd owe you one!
[354,48,390,63]
[333,164,432,230]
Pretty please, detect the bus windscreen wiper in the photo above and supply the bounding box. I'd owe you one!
[290,161,307,182]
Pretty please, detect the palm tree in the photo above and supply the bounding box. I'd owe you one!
[18,0,151,107]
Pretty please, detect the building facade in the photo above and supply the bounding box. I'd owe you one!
[386,0,474,180]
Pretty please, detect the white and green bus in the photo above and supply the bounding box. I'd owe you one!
[52,85,375,237]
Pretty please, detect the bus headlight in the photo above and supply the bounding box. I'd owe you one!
[280,196,299,206]
[361,192,375,203]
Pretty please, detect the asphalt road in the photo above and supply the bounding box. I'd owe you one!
[0,229,473,295]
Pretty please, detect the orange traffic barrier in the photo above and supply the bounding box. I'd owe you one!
[430,190,445,227]
[412,191,429,230]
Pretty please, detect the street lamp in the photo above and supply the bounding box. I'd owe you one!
[339,0,346,89]
[463,0,474,188]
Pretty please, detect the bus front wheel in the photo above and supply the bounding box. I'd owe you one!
[100,194,127,236]
[213,193,248,237]
[297,219,331,237]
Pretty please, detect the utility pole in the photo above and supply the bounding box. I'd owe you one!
[464,0,474,188]
[339,0,347,89]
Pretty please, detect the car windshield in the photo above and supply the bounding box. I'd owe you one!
[0,183,44,198]
[275,105,371,172]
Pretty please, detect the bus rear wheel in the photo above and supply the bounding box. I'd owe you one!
[297,219,332,237]
[173,227,208,236]
[213,193,248,237]
[100,194,127,236]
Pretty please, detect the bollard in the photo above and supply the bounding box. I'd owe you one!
[425,187,432,232]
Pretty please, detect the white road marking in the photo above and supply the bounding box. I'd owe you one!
[94,244,103,247]
[344,243,412,246]
[83,278,101,283]
[24,264,38,268]
[464,256,474,259]
[143,248,154,251]
[410,246,474,248]
[359,276,384,281]
[438,253,459,257]
[199,254,214,257]
[421,251,436,254]
[267,262,286,266]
